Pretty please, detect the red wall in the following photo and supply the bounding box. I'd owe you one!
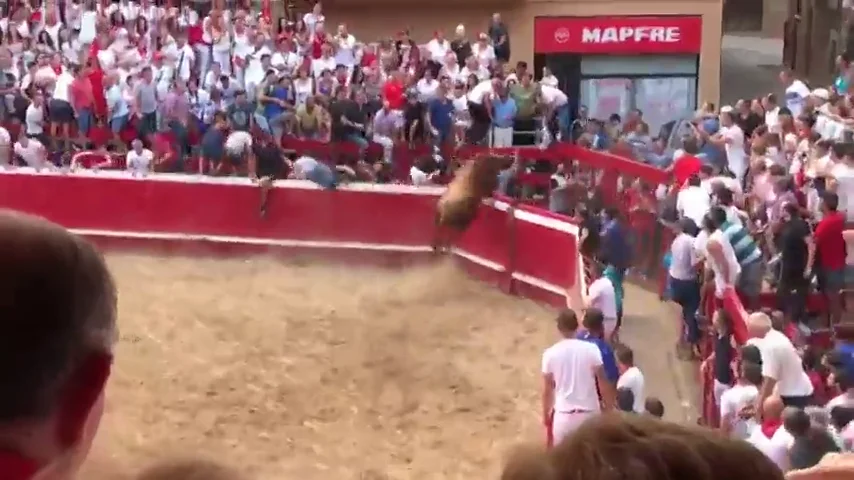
[0,172,582,308]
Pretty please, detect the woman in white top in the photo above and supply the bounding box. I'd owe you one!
[293,68,314,106]
[472,34,495,69]
[78,3,98,44]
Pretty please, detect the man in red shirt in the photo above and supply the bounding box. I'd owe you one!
[0,212,116,480]
[382,70,405,111]
[68,65,95,144]
[814,191,847,325]
[668,136,703,188]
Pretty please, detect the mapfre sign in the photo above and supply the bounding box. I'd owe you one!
[535,16,703,54]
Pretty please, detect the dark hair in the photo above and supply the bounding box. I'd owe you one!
[741,362,763,386]
[783,407,811,436]
[644,398,665,418]
[687,174,701,187]
[555,309,578,333]
[716,187,734,206]
[823,191,840,212]
[582,308,604,332]
[0,212,116,421]
[708,206,727,228]
[740,344,762,365]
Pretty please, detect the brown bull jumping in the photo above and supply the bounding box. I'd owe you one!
[433,155,512,252]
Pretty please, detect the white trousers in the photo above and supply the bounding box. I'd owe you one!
[372,134,394,164]
[714,379,731,409]
[552,411,596,446]
[212,49,232,75]
[491,126,514,147]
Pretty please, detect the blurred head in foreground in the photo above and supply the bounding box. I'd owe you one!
[501,414,784,480]
[136,459,245,480]
[0,210,117,479]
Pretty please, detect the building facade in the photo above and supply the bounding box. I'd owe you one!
[327,0,723,114]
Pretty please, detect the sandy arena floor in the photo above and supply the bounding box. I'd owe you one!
[82,254,696,480]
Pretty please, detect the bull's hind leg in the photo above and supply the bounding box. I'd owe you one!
[432,210,449,254]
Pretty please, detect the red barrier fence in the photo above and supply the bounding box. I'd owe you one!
[0,170,585,309]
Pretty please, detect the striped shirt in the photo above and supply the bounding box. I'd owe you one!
[721,221,761,266]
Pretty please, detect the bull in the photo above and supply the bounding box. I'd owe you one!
[433,155,511,252]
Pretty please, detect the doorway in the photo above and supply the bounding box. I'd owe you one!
[723,0,764,32]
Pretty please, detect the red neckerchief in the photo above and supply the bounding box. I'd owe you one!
[761,419,782,439]
[0,450,39,480]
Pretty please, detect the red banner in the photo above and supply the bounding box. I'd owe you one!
[534,16,703,54]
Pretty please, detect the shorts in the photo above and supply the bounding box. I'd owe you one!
[77,108,93,134]
[48,99,75,123]
[817,267,845,295]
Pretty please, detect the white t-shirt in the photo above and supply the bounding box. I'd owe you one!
[410,166,432,186]
[466,80,493,104]
[705,229,741,297]
[302,12,325,35]
[719,124,747,180]
[426,38,450,63]
[225,131,253,154]
[616,366,645,413]
[765,107,780,129]
[676,185,711,227]
[541,338,604,413]
[832,163,854,222]
[719,384,759,440]
[747,425,791,471]
[757,329,814,397]
[52,71,74,102]
[588,277,618,320]
[79,10,99,44]
[669,233,698,281]
[126,148,153,174]
[785,80,811,117]
[13,139,45,167]
[541,85,568,107]
[25,104,44,135]
[416,78,439,102]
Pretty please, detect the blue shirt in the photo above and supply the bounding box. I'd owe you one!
[601,218,631,270]
[263,85,290,119]
[427,98,454,133]
[492,96,517,128]
[577,331,619,383]
[837,342,854,380]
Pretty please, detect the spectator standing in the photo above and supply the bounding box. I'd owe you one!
[814,192,847,325]
[720,361,762,440]
[704,206,741,304]
[777,202,814,324]
[450,24,471,67]
[488,13,510,63]
[748,312,814,411]
[69,65,95,143]
[578,308,620,385]
[676,174,710,228]
[583,263,619,339]
[781,69,812,117]
[490,85,516,147]
[615,345,645,413]
[426,84,454,149]
[24,90,46,147]
[541,309,614,445]
[13,136,51,171]
[712,207,763,310]
[669,217,702,355]
[714,107,748,181]
[600,207,631,281]
[785,407,841,470]
[134,66,159,139]
[126,139,153,177]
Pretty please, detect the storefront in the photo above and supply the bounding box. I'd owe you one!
[533,15,703,135]
[327,0,723,112]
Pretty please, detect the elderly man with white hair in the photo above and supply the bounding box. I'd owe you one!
[747,312,814,416]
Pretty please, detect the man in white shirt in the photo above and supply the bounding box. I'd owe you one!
[542,309,614,446]
[426,31,450,64]
[583,263,618,337]
[13,136,51,171]
[763,93,780,129]
[719,360,762,439]
[24,90,46,146]
[466,78,497,144]
[709,107,747,181]
[615,345,645,413]
[747,312,814,414]
[126,139,153,177]
[676,174,711,228]
[539,83,570,141]
[781,69,811,117]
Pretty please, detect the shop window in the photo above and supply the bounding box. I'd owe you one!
[580,77,696,137]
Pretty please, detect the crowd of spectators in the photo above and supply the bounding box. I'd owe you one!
[4,0,854,477]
